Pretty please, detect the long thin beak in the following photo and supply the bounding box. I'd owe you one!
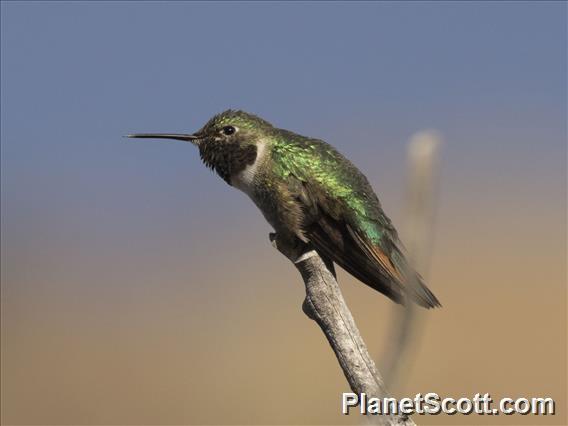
[125,133,201,145]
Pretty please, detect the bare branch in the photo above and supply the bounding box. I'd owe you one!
[270,234,416,426]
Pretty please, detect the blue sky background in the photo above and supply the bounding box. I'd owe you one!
[1,2,566,425]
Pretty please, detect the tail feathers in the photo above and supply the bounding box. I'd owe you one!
[306,217,441,309]
[359,268,441,309]
[390,246,441,309]
[407,273,441,309]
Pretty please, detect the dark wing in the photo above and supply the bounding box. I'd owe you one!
[275,137,440,308]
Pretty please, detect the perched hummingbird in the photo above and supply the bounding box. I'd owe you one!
[128,110,440,308]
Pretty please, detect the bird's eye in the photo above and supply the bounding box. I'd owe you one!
[222,125,236,136]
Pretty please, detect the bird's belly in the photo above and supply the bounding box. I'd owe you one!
[238,186,281,229]
[232,176,296,236]
[244,183,307,242]
[230,148,305,240]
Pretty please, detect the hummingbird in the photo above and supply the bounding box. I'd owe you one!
[128,110,440,308]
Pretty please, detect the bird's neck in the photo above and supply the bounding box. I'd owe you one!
[198,138,273,193]
[228,139,270,196]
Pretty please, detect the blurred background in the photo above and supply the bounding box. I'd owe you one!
[1,2,565,425]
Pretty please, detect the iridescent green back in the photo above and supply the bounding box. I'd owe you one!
[269,128,395,246]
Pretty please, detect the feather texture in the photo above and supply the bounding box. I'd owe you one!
[269,130,441,308]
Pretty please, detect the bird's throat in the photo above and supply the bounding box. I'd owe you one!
[199,140,259,185]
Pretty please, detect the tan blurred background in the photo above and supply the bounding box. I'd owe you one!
[1,2,565,425]
[2,177,565,425]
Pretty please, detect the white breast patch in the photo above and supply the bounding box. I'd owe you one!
[231,140,267,197]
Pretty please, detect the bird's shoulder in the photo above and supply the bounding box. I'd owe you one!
[269,129,394,237]
[270,130,369,195]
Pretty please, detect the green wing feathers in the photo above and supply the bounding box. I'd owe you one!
[271,132,441,308]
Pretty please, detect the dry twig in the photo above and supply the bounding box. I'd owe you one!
[270,235,416,426]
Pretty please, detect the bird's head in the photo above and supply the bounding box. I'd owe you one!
[127,110,274,182]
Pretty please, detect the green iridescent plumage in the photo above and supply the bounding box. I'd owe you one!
[270,130,389,245]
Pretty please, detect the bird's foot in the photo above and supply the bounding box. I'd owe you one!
[269,232,312,263]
